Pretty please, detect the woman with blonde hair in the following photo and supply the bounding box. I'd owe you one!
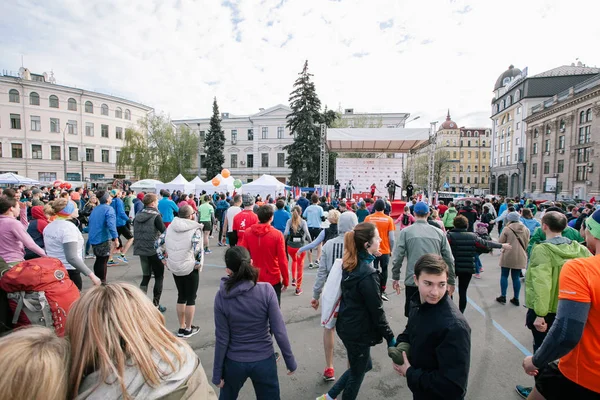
[317,222,395,400]
[283,206,311,295]
[43,198,101,290]
[67,282,216,399]
[0,326,69,400]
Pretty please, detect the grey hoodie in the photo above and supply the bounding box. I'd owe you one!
[76,344,197,400]
[313,212,359,300]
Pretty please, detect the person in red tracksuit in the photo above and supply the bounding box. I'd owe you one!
[240,205,289,305]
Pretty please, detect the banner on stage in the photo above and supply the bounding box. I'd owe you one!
[335,158,403,197]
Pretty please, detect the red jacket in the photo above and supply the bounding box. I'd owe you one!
[437,204,448,216]
[232,209,259,246]
[240,223,289,287]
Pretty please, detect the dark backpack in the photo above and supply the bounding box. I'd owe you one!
[402,214,410,226]
[289,226,305,245]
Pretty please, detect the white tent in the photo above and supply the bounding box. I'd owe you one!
[130,179,163,192]
[189,176,204,185]
[326,128,430,153]
[195,174,236,195]
[155,174,195,194]
[242,174,286,199]
[0,173,40,185]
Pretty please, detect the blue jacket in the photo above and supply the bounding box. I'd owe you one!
[297,197,309,213]
[158,197,179,223]
[88,204,118,245]
[110,197,129,227]
[133,198,144,215]
[272,209,291,233]
[216,200,230,222]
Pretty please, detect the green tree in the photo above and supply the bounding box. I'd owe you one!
[117,127,151,179]
[204,97,225,180]
[171,125,199,179]
[285,60,324,187]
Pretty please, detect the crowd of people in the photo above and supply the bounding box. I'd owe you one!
[0,183,599,400]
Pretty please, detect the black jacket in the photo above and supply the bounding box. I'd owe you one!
[458,206,478,232]
[336,254,394,347]
[398,292,471,400]
[446,228,502,274]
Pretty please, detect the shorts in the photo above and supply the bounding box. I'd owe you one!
[308,227,322,241]
[535,360,600,400]
[200,221,212,232]
[92,241,111,257]
[173,269,199,306]
[117,225,133,240]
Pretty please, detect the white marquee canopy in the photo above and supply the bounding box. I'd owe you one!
[326,128,431,153]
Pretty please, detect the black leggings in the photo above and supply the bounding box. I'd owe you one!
[457,272,473,313]
[68,270,82,291]
[139,255,165,306]
[173,269,199,305]
[94,256,109,283]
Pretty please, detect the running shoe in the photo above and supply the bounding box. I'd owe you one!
[314,260,320,266]
[316,395,333,400]
[291,279,296,287]
[182,325,200,338]
[515,385,532,399]
[117,255,129,263]
[177,328,186,338]
[204,249,212,254]
[157,304,167,313]
[495,295,506,304]
[308,263,314,270]
[480,267,485,272]
[107,259,119,266]
[85,254,95,259]
[217,242,224,247]
[473,273,481,279]
[510,298,520,306]
[323,368,335,382]
[295,288,303,296]
[381,293,389,301]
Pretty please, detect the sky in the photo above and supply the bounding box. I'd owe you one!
[2,0,600,128]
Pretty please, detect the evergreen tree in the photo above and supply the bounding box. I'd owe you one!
[204,97,225,180]
[285,60,324,187]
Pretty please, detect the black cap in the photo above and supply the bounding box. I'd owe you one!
[374,199,386,211]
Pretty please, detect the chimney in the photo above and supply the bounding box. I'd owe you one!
[344,108,354,114]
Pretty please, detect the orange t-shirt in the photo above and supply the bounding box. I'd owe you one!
[557,254,600,393]
[365,211,396,255]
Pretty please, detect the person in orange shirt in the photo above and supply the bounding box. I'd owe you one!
[364,199,395,301]
[522,208,600,399]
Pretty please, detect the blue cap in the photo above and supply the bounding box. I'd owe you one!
[414,201,430,215]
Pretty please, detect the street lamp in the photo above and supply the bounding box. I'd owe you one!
[405,116,421,125]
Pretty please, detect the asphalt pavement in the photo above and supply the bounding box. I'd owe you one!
[81,230,534,400]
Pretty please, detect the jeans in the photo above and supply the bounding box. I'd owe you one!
[85,239,91,256]
[328,343,372,400]
[219,354,279,400]
[372,253,390,293]
[457,272,472,313]
[500,267,521,299]
[139,255,165,306]
[474,255,482,274]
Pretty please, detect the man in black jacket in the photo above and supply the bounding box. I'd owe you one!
[458,200,478,232]
[392,254,471,400]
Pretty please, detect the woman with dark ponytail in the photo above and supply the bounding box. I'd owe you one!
[317,222,396,400]
[213,246,297,399]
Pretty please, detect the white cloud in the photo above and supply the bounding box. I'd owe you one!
[2,0,600,128]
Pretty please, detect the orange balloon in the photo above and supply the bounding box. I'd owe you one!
[221,169,231,178]
[212,177,220,186]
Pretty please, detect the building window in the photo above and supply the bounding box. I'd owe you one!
[277,153,285,167]
[10,114,21,129]
[515,153,518,161]
[248,129,254,141]
[38,172,57,182]
[453,151,457,158]
[29,92,40,105]
[546,125,551,135]
[9,89,20,103]
[68,98,77,111]
[516,122,520,130]
[507,142,511,152]
[545,139,550,152]
[467,140,471,147]
[533,129,539,138]
[101,124,109,138]
[559,120,565,131]
[68,120,77,135]
[30,116,41,131]
[532,182,536,192]
[481,177,485,184]
[459,177,464,184]
[30,144,42,159]
[460,151,464,158]
[246,154,253,168]
[69,147,78,161]
[230,154,237,168]
[199,130,205,140]
[580,111,586,124]
[277,127,284,139]
[101,150,109,163]
[578,126,591,144]
[51,146,61,160]
[115,107,123,118]
[452,177,456,183]
[532,163,537,175]
[500,143,504,152]
[516,137,520,145]
[261,153,269,167]
[577,148,591,163]
[543,162,550,174]
[116,127,123,140]
[586,108,592,122]
[459,165,463,172]
[101,104,109,116]
[116,151,121,163]
[533,143,538,154]
[585,126,591,143]
[262,127,268,139]
[517,106,522,114]
[506,155,510,165]
[466,177,471,184]
[49,95,59,108]
[482,165,485,172]
[557,160,564,173]
[515,89,520,101]
[85,101,93,113]
[12,143,23,158]
[506,96,512,106]
[50,118,60,133]
[85,122,94,136]
[231,130,237,144]
[124,109,131,120]
[576,165,588,181]
[85,148,94,162]
[475,152,478,159]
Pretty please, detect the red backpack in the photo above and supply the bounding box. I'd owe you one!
[0,257,80,336]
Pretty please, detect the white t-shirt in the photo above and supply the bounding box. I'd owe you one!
[43,220,84,271]
[225,206,242,232]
